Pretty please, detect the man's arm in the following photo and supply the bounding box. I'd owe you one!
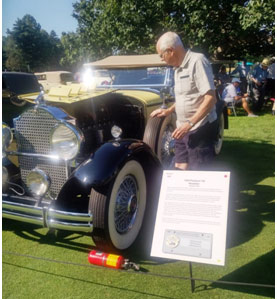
[250,67,261,86]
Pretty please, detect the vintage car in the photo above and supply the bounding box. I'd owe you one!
[2,72,42,126]
[35,71,75,92]
[2,54,227,252]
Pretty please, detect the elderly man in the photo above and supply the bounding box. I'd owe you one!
[150,32,217,170]
[222,78,257,117]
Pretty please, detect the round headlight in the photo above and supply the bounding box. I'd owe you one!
[50,123,82,160]
[26,169,51,198]
[2,123,13,152]
[111,125,122,139]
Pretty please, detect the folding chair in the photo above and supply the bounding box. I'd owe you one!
[227,100,237,116]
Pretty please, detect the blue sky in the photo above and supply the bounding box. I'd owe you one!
[2,0,78,37]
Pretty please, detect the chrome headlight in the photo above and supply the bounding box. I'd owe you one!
[50,122,83,161]
[111,125,122,139]
[2,123,13,152]
[26,169,51,198]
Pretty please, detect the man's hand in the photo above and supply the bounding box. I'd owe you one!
[150,104,175,118]
[253,78,261,86]
[172,122,191,139]
[150,108,170,118]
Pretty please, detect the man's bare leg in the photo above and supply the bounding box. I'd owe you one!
[242,98,253,115]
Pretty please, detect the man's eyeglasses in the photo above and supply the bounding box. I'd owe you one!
[159,49,170,58]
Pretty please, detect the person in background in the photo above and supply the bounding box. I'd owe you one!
[222,78,258,117]
[250,58,270,111]
[266,58,275,99]
[266,58,275,115]
[217,65,231,85]
[231,58,251,95]
[150,31,217,170]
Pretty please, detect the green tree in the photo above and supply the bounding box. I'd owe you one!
[2,35,27,71]
[72,0,275,60]
[60,32,86,70]
[4,14,63,72]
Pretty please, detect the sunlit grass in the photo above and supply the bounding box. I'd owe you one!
[3,106,275,298]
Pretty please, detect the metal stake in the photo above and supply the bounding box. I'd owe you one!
[189,262,195,293]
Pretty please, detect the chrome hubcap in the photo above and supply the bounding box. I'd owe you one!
[114,175,138,234]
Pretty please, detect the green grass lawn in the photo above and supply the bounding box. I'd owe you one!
[2,108,275,299]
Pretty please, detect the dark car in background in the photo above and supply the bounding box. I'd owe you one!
[2,72,41,126]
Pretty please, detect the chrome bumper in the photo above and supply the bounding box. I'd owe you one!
[2,194,93,233]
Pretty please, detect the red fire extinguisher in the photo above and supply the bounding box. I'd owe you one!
[88,250,139,270]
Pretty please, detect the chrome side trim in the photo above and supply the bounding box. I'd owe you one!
[47,219,93,232]
[48,208,93,222]
[3,201,42,215]
[3,210,43,226]
[2,196,93,233]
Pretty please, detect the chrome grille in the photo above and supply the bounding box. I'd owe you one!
[14,108,68,197]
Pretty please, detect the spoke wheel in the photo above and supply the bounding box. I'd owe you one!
[89,160,147,251]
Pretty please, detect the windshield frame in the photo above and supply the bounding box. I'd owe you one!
[83,66,174,90]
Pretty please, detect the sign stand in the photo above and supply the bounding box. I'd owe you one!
[189,262,195,293]
[151,170,231,293]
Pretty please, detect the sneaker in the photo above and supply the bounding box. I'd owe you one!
[248,113,258,117]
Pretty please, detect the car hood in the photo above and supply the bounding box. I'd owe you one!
[18,85,162,106]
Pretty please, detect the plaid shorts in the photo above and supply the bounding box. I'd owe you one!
[174,120,217,170]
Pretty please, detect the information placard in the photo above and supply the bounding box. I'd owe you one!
[151,171,230,266]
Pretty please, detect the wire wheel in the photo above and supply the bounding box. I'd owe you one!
[89,160,147,251]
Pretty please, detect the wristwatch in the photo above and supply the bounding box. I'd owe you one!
[185,119,195,127]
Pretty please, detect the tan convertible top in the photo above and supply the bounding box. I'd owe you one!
[84,55,235,69]
[84,54,167,68]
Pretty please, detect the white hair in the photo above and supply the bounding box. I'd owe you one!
[158,32,184,51]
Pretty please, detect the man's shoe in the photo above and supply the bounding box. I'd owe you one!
[248,113,258,117]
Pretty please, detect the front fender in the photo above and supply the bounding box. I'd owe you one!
[56,139,161,211]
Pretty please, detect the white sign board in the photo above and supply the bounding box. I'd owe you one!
[151,171,230,266]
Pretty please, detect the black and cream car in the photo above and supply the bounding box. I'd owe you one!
[2,55,227,251]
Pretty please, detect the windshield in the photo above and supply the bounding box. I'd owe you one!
[60,73,74,82]
[82,67,171,87]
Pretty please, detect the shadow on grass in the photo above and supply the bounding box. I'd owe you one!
[213,139,274,249]
[210,250,275,298]
[2,218,93,253]
[3,261,173,299]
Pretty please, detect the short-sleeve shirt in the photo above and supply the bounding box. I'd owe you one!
[174,49,217,130]
[222,83,237,103]
[250,64,268,83]
[231,64,251,78]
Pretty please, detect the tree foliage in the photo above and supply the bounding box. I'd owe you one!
[3,15,62,72]
[2,1,274,72]
[60,32,86,70]
[72,0,275,60]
